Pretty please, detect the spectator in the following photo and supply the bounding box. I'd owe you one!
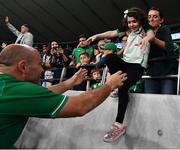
[92,44,101,63]
[42,44,47,53]
[76,52,91,68]
[96,39,107,63]
[74,52,92,91]
[70,34,93,66]
[0,44,127,148]
[5,16,33,47]
[88,7,154,142]
[90,68,102,90]
[50,41,70,84]
[42,42,54,87]
[144,6,178,94]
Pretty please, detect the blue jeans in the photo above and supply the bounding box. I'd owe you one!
[144,79,177,94]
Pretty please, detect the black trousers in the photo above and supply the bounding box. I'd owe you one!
[105,56,144,123]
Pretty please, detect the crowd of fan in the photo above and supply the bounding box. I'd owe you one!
[1,28,180,94]
[1,8,180,94]
[36,35,121,92]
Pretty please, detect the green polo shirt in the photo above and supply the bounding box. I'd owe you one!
[0,74,68,148]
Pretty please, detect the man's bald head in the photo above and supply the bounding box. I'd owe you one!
[0,44,38,66]
[0,44,43,83]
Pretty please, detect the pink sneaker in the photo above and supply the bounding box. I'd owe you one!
[103,122,125,142]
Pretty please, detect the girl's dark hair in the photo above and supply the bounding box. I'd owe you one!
[122,7,148,30]
[149,6,164,19]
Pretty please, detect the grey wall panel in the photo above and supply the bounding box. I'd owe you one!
[15,91,180,149]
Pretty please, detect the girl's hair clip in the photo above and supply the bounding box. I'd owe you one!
[124,9,128,18]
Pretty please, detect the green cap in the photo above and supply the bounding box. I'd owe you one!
[100,42,117,52]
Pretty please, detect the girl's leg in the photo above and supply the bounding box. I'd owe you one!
[116,63,144,123]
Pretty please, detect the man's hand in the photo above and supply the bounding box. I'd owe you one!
[71,68,88,86]
[51,49,57,56]
[5,16,9,23]
[77,42,83,48]
[87,35,98,43]
[106,71,127,91]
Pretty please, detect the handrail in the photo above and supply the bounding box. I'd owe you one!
[40,56,180,94]
[142,55,180,95]
[142,75,178,79]
[40,66,107,91]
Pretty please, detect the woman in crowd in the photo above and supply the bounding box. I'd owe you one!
[144,6,178,94]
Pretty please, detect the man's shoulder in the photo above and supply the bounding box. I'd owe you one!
[16,81,41,89]
[24,32,33,37]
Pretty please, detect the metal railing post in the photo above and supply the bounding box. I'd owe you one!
[86,80,90,91]
[100,66,109,85]
[176,56,180,95]
[59,67,67,82]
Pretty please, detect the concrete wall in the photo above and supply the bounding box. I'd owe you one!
[15,90,180,149]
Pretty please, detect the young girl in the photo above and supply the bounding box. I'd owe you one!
[88,7,154,142]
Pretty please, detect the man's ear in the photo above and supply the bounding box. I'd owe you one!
[16,60,27,73]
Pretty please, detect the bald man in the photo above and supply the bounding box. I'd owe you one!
[0,44,127,148]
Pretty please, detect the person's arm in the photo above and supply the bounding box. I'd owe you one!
[69,54,76,66]
[117,48,124,56]
[138,30,155,49]
[69,49,77,66]
[75,62,81,68]
[58,49,68,62]
[57,70,127,117]
[23,33,33,47]
[152,25,174,51]
[145,30,155,41]
[5,16,21,37]
[153,37,165,49]
[48,68,88,93]
[87,30,120,42]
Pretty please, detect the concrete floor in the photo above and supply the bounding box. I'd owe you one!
[15,90,180,149]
